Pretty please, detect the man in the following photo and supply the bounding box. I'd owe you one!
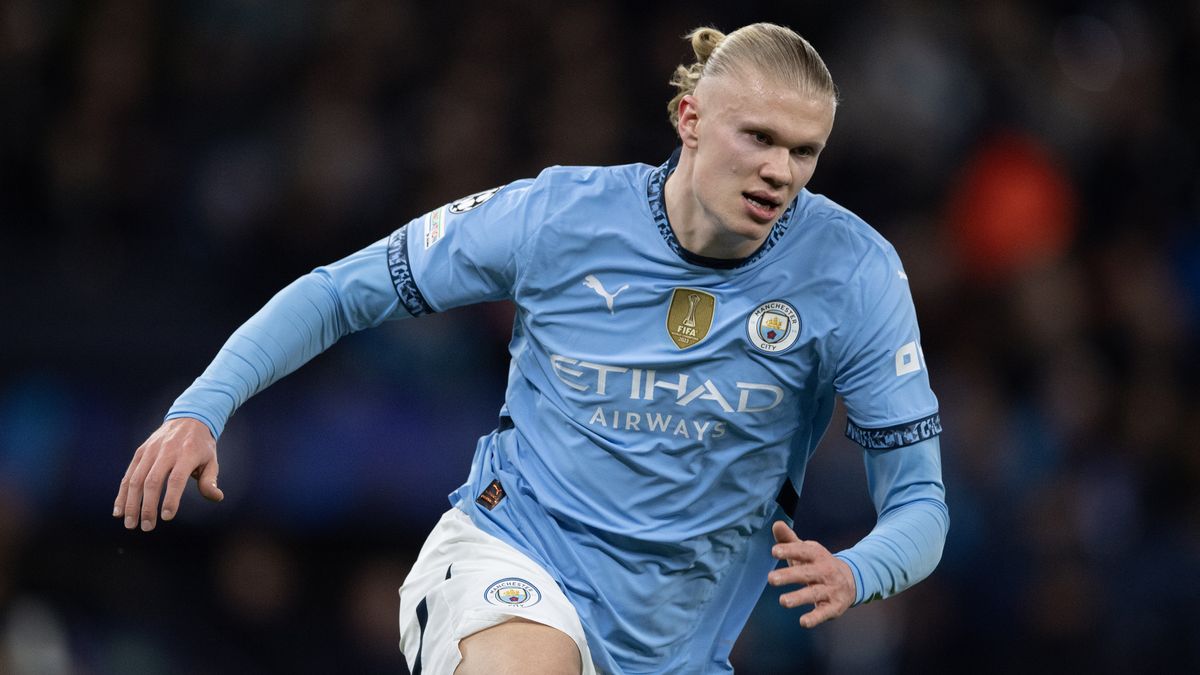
[115,23,948,674]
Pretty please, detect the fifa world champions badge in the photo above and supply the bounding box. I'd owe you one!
[666,287,716,349]
[483,578,542,608]
[747,300,801,353]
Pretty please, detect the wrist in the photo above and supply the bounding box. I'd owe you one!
[163,413,218,441]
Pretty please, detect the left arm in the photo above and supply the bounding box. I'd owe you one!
[835,435,948,604]
[769,223,948,626]
[768,435,948,626]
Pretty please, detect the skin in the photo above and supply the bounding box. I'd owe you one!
[113,63,848,670]
[769,520,857,628]
[456,618,581,675]
[665,67,836,260]
[114,417,222,532]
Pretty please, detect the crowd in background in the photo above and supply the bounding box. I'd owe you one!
[1,1,1198,672]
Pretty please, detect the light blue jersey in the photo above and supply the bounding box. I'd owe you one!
[169,152,948,673]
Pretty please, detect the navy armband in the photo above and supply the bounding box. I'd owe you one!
[387,225,434,316]
[845,413,942,450]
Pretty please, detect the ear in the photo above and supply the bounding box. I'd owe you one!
[676,94,700,149]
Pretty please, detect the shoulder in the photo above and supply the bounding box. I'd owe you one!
[530,162,655,197]
[789,191,906,289]
[799,191,900,261]
[507,163,656,233]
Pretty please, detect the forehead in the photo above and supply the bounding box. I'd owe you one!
[698,70,835,141]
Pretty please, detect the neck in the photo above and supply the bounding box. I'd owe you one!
[663,156,762,260]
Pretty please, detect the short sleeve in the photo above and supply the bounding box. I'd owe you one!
[386,176,546,315]
[833,244,941,450]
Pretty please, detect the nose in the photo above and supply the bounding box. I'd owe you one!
[760,147,791,189]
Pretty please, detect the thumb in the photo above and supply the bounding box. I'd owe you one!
[772,520,800,545]
[197,461,225,502]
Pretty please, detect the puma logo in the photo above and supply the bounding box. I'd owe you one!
[583,274,629,314]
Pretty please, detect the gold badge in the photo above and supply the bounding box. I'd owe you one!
[666,288,716,349]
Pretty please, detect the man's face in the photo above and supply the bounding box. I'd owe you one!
[676,69,835,258]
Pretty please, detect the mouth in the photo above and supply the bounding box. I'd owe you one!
[742,191,782,223]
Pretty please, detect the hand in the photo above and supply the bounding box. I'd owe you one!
[113,417,224,531]
[767,520,856,628]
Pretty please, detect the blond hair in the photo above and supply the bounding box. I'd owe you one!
[667,23,837,128]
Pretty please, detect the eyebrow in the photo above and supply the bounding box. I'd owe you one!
[744,122,827,152]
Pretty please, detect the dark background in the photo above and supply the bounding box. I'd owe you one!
[2,1,1198,673]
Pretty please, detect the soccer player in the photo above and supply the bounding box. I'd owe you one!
[114,23,948,674]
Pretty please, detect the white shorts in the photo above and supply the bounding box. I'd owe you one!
[398,507,596,674]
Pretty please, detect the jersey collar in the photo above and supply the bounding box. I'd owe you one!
[647,148,798,270]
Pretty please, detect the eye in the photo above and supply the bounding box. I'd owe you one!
[791,146,815,158]
[751,131,772,145]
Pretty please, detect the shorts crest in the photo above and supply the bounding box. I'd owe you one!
[483,577,542,608]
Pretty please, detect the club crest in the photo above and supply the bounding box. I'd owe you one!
[483,578,542,608]
[666,288,716,349]
[747,301,800,353]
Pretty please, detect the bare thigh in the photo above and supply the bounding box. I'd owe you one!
[455,617,582,675]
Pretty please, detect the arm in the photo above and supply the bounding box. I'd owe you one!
[835,435,948,605]
[165,239,404,440]
[115,175,547,531]
[114,237,407,531]
[766,225,947,625]
[766,436,948,625]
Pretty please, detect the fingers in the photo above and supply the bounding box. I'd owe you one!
[773,570,853,629]
[113,444,145,521]
[138,453,177,531]
[197,460,224,503]
[768,564,822,587]
[160,463,192,521]
[116,418,222,531]
[799,604,841,629]
[772,520,800,545]
[778,585,824,611]
[771,538,825,565]
[767,530,856,628]
[122,445,153,530]
[163,458,222,521]
[771,521,809,567]
[774,576,851,629]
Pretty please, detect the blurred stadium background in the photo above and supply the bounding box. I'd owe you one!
[1,0,1198,673]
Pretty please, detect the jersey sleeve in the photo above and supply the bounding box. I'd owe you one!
[166,236,408,439]
[833,242,941,449]
[834,436,949,604]
[386,177,547,315]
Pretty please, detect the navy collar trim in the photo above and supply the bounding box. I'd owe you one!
[646,148,797,270]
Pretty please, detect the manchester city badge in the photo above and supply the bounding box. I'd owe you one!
[747,300,800,353]
[483,578,542,608]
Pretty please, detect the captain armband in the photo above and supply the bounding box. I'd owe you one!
[845,413,941,450]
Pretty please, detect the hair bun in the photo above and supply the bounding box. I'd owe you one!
[690,27,726,64]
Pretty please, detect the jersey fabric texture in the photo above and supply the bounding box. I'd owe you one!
[167,151,949,674]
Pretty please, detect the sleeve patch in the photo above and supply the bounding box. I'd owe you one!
[845,413,941,450]
[448,186,500,213]
[387,225,434,317]
[424,207,447,249]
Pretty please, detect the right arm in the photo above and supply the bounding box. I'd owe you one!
[165,237,409,441]
[116,175,549,531]
[114,235,412,531]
